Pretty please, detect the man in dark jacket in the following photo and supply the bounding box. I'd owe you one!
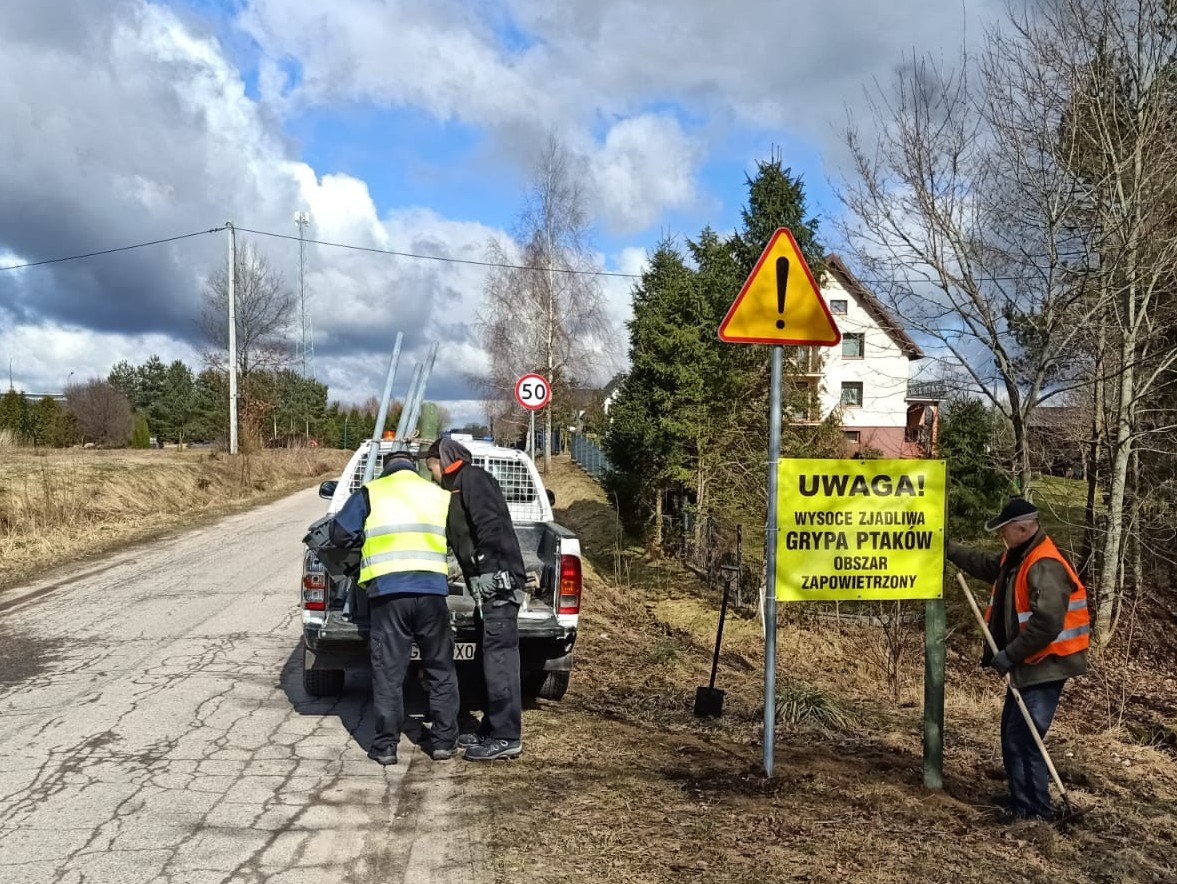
[425,437,526,761]
[948,497,1089,821]
[329,450,460,765]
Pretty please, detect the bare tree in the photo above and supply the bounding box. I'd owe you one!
[65,380,133,447]
[201,240,296,384]
[841,0,1177,641]
[474,135,614,471]
[1049,0,1177,638]
[200,240,296,449]
[840,38,1102,494]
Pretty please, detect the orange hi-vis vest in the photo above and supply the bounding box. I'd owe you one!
[986,536,1090,663]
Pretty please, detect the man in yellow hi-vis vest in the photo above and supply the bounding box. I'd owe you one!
[329,449,459,765]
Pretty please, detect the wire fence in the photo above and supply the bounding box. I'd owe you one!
[564,433,763,612]
[664,512,761,611]
[569,433,612,479]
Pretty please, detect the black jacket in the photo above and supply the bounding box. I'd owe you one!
[442,458,526,588]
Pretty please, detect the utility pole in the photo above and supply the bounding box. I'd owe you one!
[294,211,314,379]
[227,222,239,455]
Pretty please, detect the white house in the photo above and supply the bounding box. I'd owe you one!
[792,255,936,458]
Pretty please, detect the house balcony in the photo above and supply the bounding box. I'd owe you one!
[907,380,950,402]
[787,347,824,378]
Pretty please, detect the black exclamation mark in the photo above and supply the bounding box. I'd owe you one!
[776,256,789,329]
[917,475,925,496]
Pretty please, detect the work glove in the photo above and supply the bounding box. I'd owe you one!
[468,574,497,602]
[989,649,1015,676]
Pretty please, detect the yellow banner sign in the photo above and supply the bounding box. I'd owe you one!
[776,458,946,602]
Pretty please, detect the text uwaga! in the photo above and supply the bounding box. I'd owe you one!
[797,472,926,497]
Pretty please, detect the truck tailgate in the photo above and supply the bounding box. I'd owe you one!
[447,593,567,639]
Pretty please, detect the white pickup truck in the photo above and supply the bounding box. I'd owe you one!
[299,437,582,704]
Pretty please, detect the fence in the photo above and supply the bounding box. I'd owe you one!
[666,512,761,611]
[569,433,612,479]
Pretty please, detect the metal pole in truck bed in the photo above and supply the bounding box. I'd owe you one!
[393,363,424,441]
[401,341,439,438]
[363,332,404,483]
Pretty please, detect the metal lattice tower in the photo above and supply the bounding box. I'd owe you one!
[294,211,315,378]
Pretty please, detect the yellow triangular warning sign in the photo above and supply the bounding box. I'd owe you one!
[718,228,841,346]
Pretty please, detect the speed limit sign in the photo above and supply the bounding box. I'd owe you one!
[514,373,551,411]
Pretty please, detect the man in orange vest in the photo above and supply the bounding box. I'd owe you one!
[948,497,1089,822]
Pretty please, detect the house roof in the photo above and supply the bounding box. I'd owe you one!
[564,387,600,410]
[1027,406,1084,429]
[824,254,924,360]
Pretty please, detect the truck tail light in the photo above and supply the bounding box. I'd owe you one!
[557,555,581,615]
[302,571,326,611]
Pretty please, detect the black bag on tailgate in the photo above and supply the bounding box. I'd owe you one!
[303,515,362,578]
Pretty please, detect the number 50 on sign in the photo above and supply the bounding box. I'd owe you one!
[515,373,551,411]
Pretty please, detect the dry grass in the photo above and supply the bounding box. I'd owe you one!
[0,446,348,590]
[469,454,1177,884]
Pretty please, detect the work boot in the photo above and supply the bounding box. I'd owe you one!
[429,741,459,761]
[367,747,398,766]
[465,738,522,761]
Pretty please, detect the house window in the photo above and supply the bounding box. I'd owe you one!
[830,299,848,314]
[844,430,861,443]
[841,382,863,407]
[842,333,864,359]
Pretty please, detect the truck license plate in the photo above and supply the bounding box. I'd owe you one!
[410,643,476,661]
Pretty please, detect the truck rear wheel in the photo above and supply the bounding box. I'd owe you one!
[523,670,569,701]
[303,667,345,697]
[303,645,346,697]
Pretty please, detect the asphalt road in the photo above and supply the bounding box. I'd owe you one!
[0,488,482,884]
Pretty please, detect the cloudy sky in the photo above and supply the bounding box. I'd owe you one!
[0,0,1001,426]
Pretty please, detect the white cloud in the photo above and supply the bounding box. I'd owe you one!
[239,0,557,124]
[0,0,1010,422]
[239,0,1005,232]
[589,116,700,233]
[0,0,564,422]
[0,320,200,395]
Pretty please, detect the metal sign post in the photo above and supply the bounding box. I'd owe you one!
[717,227,842,780]
[923,596,946,789]
[764,345,782,777]
[515,373,550,463]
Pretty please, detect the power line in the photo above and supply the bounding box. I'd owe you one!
[0,227,227,271]
[0,220,1101,289]
[233,225,644,279]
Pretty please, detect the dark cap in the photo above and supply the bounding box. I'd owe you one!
[383,449,415,465]
[984,498,1039,532]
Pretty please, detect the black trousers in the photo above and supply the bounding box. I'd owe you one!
[368,593,459,753]
[480,600,522,741]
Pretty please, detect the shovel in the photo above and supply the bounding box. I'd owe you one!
[955,571,1089,824]
[694,561,737,718]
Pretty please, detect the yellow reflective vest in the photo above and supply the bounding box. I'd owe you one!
[359,470,451,585]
